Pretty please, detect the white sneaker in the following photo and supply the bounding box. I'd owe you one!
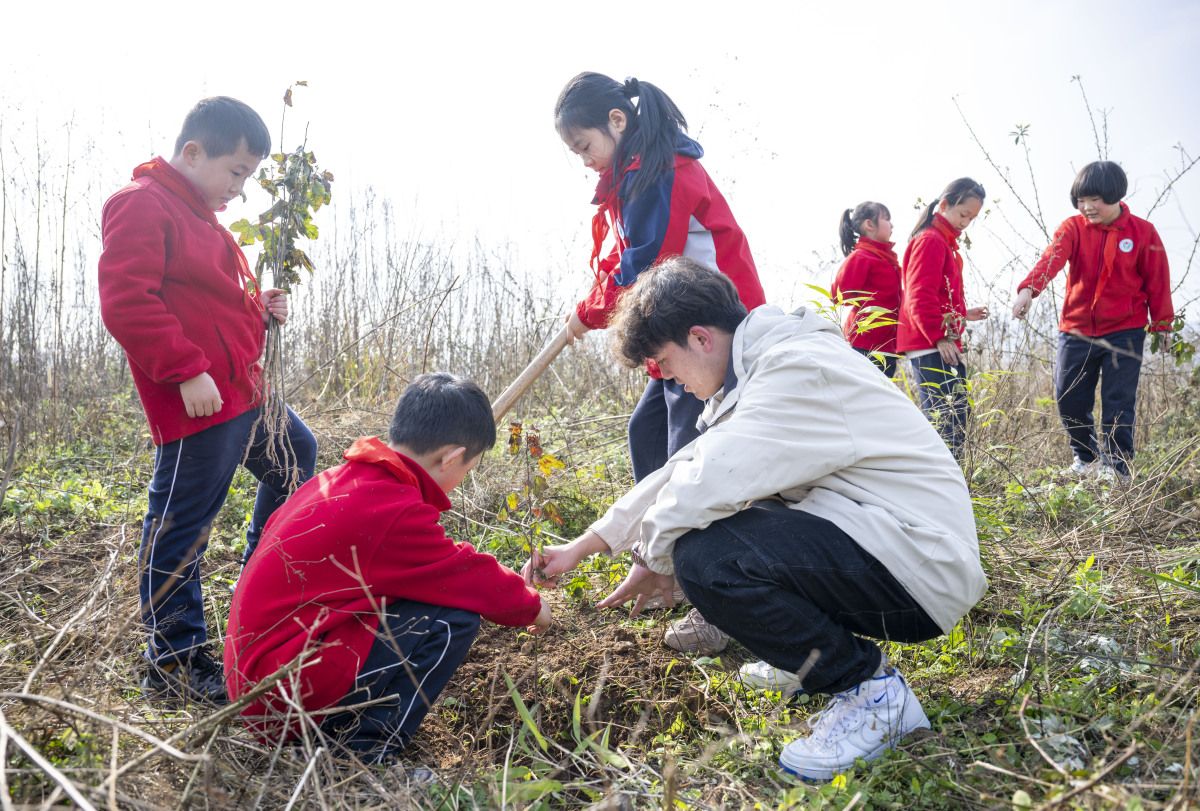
[663,608,730,656]
[1068,457,1097,476]
[779,667,930,781]
[738,660,805,695]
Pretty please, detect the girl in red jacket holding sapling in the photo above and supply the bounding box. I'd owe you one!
[897,178,991,458]
[555,72,766,484]
[831,201,902,378]
[1011,161,1173,481]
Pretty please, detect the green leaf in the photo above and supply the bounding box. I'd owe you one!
[504,672,548,752]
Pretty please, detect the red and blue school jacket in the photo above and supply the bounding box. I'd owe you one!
[1017,203,1173,337]
[831,237,902,352]
[576,134,766,349]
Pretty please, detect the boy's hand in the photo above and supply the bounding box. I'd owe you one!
[936,337,963,366]
[180,372,223,418]
[966,306,989,322]
[522,530,609,587]
[527,596,553,635]
[1011,288,1034,321]
[261,288,289,325]
[564,311,590,345]
[597,563,677,619]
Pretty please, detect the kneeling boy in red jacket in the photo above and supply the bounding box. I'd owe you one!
[224,373,551,761]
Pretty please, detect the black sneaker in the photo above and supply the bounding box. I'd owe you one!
[141,646,229,706]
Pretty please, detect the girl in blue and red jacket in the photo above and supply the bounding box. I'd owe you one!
[1010,161,1173,480]
[831,201,902,378]
[896,177,990,458]
[555,72,767,482]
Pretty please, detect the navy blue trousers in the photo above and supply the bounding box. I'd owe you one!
[853,346,898,379]
[1055,328,1145,475]
[909,353,969,458]
[140,404,316,664]
[673,502,940,695]
[319,601,479,762]
[628,377,704,482]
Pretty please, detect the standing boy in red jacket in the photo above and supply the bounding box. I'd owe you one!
[98,97,318,704]
[225,373,551,763]
[1011,161,1174,481]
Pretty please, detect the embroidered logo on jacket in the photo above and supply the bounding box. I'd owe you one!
[1119,238,1134,253]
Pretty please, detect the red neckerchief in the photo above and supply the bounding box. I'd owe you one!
[854,236,900,271]
[133,157,264,315]
[588,155,644,277]
[343,436,420,487]
[930,213,964,272]
[1084,202,1129,308]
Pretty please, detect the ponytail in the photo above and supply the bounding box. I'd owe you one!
[909,177,985,240]
[839,201,891,257]
[555,72,688,202]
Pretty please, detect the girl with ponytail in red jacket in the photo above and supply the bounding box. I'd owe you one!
[554,72,766,485]
[896,178,991,458]
[831,201,902,378]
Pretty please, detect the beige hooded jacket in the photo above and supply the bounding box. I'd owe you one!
[590,305,987,633]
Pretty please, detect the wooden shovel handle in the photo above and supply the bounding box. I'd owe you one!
[492,323,575,425]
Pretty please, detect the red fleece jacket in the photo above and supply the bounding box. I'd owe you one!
[831,237,902,352]
[1017,203,1173,336]
[897,214,969,353]
[224,438,542,740]
[98,158,265,445]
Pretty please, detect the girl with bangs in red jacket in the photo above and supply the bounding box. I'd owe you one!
[554,72,766,485]
[896,178,991,458]
[1010,161,1174,482]
[831,201,902,379]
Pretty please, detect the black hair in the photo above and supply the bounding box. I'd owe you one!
[609,256,748,368]
[1070,161,1127,207]
[839,201,892,256]
[909,177,986,240]
[554,72,687,202]
[173,96,271,160]
[388,373,496,460]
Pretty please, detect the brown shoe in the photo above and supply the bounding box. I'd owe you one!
[663,608,730,655]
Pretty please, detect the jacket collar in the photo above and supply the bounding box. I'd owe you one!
[343,437,452,512]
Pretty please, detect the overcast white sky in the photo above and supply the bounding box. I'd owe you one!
[3,0,1198,314]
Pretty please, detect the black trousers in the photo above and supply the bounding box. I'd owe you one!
[672,502,941,695]
[1055,328,1144,475]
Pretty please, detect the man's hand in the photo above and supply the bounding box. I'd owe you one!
[936,337,963,366]
[261,288,289,325]
[596,563,678,618]
[527,596,553,635]
[180,372,222,418]
[564,311,590,346]
[522,530,609,588]
[1011,288,1033,321]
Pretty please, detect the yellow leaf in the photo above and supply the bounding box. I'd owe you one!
[506,494,518,511]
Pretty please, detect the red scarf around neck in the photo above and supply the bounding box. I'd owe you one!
[854,236,900,270]
[930,213,964,272]
[132,157,263,314]
[1085,202,1127,307]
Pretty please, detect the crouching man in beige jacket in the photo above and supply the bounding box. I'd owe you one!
[524,256,986,781]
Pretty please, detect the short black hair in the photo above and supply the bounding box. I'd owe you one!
[1070,161,1127,207]
[388,373,496,459]
[173,96,271,160]
[609,257,748,368]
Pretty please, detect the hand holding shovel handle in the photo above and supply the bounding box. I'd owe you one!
[492,323,576,425]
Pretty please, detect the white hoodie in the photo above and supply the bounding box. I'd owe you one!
[590,305,987,633]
